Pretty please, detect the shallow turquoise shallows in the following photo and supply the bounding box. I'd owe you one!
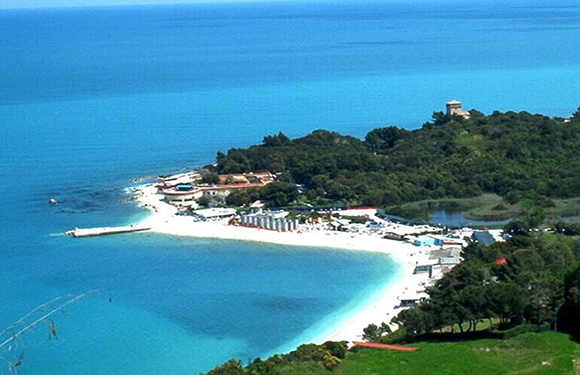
[1,1,580,373]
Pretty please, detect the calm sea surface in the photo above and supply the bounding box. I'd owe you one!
[1,1,579,373]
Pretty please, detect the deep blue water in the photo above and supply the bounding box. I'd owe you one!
[1,1,580,373]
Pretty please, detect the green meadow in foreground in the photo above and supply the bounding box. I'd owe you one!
[277,332,579,375]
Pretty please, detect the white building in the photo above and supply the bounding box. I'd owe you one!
[446,100,471,119]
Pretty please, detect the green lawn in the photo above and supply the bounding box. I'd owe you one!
[278,332,580,375]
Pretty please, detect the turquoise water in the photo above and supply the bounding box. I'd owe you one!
[1,1,580,373]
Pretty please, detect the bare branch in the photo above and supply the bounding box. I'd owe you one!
[0,289,104,374]
[0,289,102,350]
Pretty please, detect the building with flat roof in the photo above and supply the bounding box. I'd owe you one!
[193,208,237,220]
[446,100,471,119]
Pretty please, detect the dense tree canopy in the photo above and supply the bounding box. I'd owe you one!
[389,232,580,338]
[214,109,580,208]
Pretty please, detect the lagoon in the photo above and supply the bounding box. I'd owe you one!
[428,210,512,228]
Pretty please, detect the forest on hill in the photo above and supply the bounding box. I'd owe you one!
[211,108,580,213]
[391,231,580,338]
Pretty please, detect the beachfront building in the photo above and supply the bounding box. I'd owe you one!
[430,234,463,247]
[399,291,429,307]
[193,208,237,220]
[446,100,471,119]
[161,171,275,206]
[162,184,204,207]
[413,263,434,275]
[239,212,298,232]
[329,217,351,231]
[384,232,406,241]
[413,247,462,277]
[413,236,436,247]
[157,171,202,188]
[201,185,233,198]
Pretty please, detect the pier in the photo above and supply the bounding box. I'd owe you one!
[65,225,151,238]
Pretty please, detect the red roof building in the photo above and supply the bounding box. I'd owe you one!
[494,258,508,265]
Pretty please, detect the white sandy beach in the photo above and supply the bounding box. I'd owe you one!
[136,184,432,344]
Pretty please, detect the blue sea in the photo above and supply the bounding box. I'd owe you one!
[1,1,579,373]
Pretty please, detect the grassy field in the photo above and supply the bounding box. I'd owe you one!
[277,332,580,375]
[384,194,580,223]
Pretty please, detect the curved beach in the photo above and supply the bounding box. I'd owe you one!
[136,184,434,344]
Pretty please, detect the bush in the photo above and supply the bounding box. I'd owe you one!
[202,172,220,185]
[362,323,393,343]
[495,324,541,339]
[380,328,410,344]
[323,356,341,371]
[322,341,348,359]
[203,359,244,375]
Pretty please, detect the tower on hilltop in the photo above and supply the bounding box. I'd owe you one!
[446,100,471,119]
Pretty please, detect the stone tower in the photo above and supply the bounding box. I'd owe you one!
[446,100,471,119]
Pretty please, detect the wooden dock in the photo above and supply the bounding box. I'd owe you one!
[65,225,151,238]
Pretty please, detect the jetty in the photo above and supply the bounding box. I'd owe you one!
[65,225,151,238]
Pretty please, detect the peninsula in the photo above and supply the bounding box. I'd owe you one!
[127,103,580,374]
[128,101,580,342]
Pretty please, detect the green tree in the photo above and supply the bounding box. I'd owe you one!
[225,189,261,207]
[263,132,291,147]
[362,323,391,342]
[458,285,492,331]
[198,196,210,208]
[391,308,431,336]
[321,341,348,359]
[203,359,245,375]
[365,126,410,153]
[202,172,220,185]
[571,107,580,121]
[261,182,298,207]
[558,265,580,333]
[488,283,528,325]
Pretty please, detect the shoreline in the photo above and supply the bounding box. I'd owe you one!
[135,184,433,344]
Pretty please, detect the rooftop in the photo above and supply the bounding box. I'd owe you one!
[193,208,237,218]
[473,230,496,247]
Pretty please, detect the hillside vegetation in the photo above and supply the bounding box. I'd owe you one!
[204,332,579,375]
[280,332,580,375]
[213,108,580,215]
